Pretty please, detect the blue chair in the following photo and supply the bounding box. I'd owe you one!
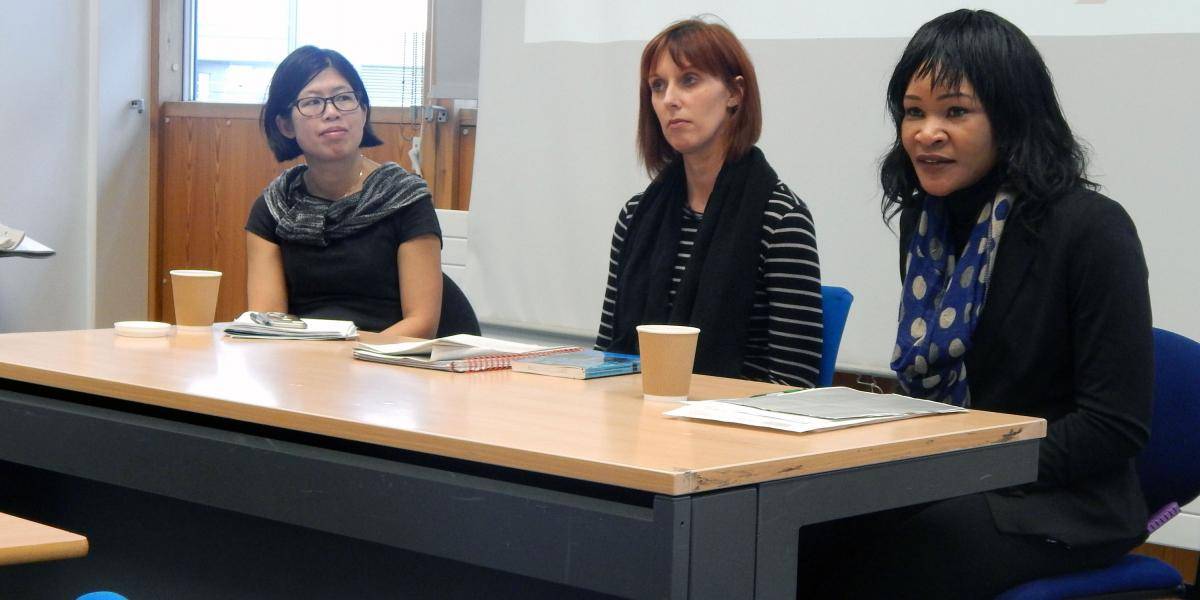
[997,328,1200,599]
[817,286,854,387]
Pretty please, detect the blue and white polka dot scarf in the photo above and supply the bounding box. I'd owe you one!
[891,191,1012,406]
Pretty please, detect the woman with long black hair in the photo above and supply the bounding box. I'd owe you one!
[807,10,1153,597]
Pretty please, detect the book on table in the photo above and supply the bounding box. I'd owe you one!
[223,312,358,340]
[354,334,581,372]
[511,350,640,379]
[664,386,965,433]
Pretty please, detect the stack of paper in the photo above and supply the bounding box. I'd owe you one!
[664,386,965,433]
[223,312,357,340]
[354,334,580,372]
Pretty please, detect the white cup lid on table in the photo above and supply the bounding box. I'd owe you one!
[114,321,172,338]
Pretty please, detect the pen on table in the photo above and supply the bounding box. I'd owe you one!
[748,388,805,398]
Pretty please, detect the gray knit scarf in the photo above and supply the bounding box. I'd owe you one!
[263,162,430,247]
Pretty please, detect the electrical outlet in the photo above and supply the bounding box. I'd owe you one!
[423,105,448,123]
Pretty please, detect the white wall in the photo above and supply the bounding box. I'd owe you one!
[437,209,469,289]
[468,0,1200,374]
[95,0,151,325]
[0,3,151,334]
[0,4,95,333]
[430,0,481,99]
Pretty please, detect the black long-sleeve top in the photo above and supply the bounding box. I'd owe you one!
[899,184,1153,546]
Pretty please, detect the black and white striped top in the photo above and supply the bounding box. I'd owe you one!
[596,181,824,388]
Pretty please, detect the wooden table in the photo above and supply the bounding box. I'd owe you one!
[0,512,87,567]
[0,328,1044,598]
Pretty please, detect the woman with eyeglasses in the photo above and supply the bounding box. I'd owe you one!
[245,46,442,336]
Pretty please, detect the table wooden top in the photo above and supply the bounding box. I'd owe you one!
[0,512,88,566]
[0,328,1045,495]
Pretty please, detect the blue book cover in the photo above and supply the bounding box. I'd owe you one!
[511,350,640,379]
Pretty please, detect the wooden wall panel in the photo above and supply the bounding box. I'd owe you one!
[156,102,472,322]
[363,121,422,172]
[456,108,477,211]
[1133,543,1198,584]
[432,99,457,210]
[159,115,294,323]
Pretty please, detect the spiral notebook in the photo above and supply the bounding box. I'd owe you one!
[353,334,581,372]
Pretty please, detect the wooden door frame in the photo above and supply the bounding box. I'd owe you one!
[148,0,184,320]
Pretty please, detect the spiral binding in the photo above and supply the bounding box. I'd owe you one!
[451,346,581,372]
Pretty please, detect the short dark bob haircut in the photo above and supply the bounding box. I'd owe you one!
[880,9,1093,222]
[637,18,762,177]
[261,46,383,162]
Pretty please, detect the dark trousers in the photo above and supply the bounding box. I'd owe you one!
[797,492,1140,599]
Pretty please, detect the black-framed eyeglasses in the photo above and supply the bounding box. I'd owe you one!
[291,91,361,117]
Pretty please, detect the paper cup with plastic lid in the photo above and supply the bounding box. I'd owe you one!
[636,325,700,401]
[170,269,222,328]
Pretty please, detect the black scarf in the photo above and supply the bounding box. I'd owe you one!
[262,162,429,247]
[607,146,775,378]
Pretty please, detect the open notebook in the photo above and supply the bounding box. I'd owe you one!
[354,334,581,372]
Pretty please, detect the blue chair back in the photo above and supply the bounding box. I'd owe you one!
[996,328,1200,599]
[1139,328,1200,514]
[817,286,854,387]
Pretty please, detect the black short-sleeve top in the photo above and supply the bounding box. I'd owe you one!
[245,171,441,332]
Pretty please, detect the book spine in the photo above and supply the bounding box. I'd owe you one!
[583,365,638,378]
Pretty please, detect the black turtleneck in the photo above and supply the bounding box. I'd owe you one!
[939,169,1003,258]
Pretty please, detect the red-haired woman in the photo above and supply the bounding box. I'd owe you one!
[595,18,823,387]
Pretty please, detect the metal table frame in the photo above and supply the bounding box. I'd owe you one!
[0,382,1037,599]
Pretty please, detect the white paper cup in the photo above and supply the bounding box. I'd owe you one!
[636,325,700,401]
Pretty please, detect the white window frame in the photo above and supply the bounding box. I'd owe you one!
[160,0,436,107]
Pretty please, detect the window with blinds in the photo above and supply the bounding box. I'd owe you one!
[190,0,427,107]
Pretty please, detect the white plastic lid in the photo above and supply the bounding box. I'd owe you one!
[635,325,700,335]
[114,321,172,338]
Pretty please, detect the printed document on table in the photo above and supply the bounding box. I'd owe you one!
[664,387,965,433]
[724,386,962,420]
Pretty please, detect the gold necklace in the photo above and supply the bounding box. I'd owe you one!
[306,157,367,199]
